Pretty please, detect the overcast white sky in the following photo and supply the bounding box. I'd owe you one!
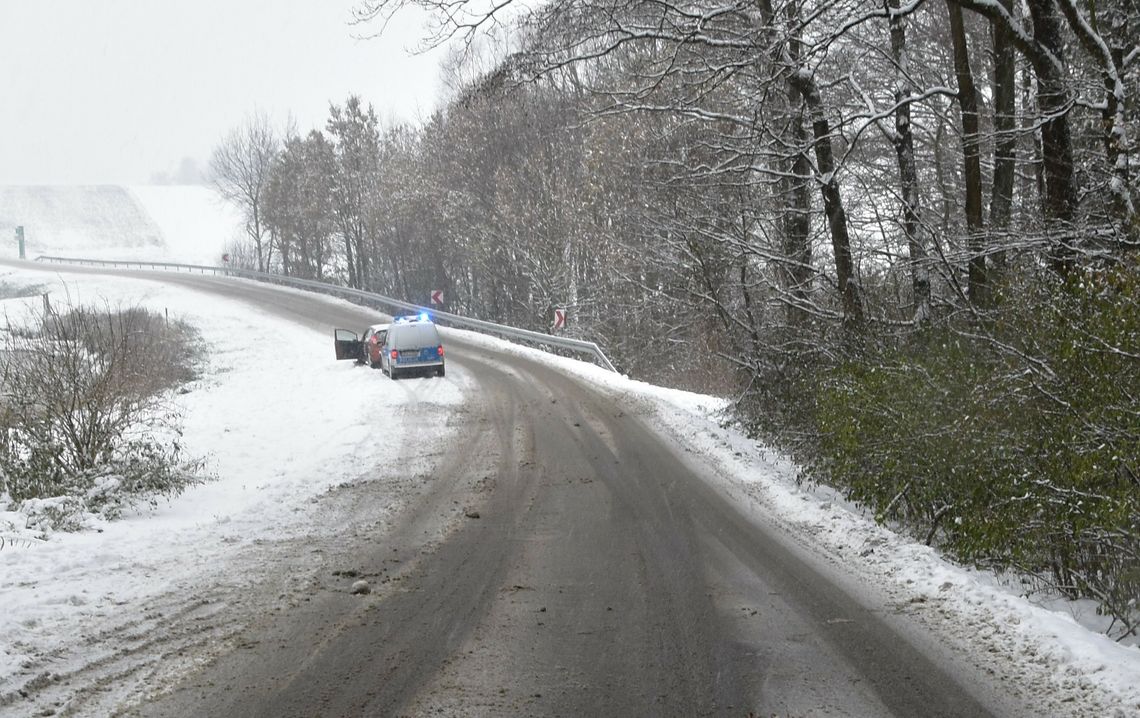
[0,1,447,185]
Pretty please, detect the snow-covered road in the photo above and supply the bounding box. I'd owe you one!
[0,261,1138,717]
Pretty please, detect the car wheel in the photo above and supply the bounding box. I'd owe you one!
[390,366,399,380]
[437,365,445,377]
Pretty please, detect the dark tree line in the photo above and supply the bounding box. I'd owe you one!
[213,0,1139,636]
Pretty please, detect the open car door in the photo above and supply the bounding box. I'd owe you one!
[333,328,362,361]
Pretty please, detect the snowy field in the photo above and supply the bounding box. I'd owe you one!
[0,185,238,266]
[0,190,1138,715]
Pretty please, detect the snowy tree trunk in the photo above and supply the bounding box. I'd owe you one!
[947,0,986,304]
[988,0,1017,276]
[791,73,865,335]
[1055,0,1138,239]
[780,3,814,329]
[888,0,929,325]
[1026,0,1079,272]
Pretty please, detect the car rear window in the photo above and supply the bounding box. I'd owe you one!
[391,323,441,350]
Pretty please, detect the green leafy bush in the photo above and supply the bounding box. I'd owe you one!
[809,262,1139,637]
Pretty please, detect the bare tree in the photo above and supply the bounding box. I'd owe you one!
[951,0,1139,260]
[210,112,279,272]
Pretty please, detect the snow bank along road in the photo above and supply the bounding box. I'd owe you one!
[0,261,1106,717]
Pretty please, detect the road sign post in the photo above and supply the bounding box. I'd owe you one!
[430,289,444,306]
[16,226,25,259]
[553,308,566,331]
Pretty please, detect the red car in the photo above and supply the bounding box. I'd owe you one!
[333,323,389,368]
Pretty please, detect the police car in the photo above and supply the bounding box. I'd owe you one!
[381,313,445,379]
[334,313,445,379]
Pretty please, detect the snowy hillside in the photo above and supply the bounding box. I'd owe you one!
[0,185,240,266]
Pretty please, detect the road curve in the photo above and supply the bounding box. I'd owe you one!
[1,262,1024,717]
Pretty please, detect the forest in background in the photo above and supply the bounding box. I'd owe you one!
[210,0,1139,637]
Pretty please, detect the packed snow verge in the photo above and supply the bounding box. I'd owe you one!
[443,326,1140,718]
[0,266,466,714]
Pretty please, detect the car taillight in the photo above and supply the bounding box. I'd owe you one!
[391,349,399,360]
[437,345,444,357]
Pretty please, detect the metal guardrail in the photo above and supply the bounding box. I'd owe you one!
[33,255,619,372]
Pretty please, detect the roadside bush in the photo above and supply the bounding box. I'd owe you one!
[0,302,207,530]
[807,262,1140,638]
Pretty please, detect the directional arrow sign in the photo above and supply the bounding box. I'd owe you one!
[553,308,566,331]
[430,290,444,305]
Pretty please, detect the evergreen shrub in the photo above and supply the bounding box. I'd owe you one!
[810,261,1139,636]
